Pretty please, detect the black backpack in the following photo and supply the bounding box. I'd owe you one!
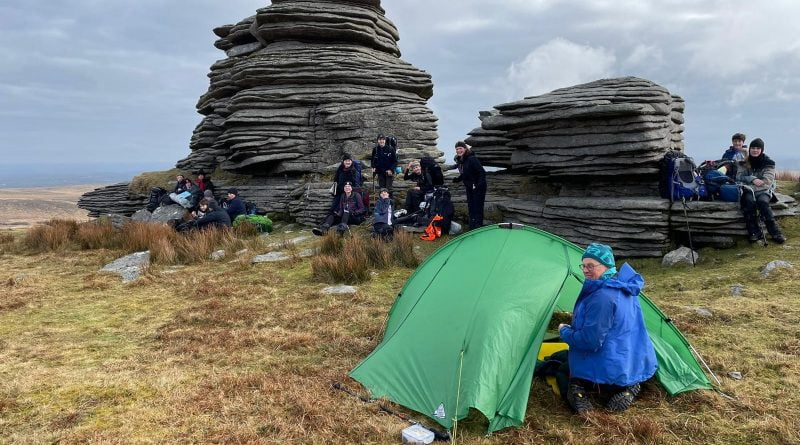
[420,156,444,187]
[147,187,167,212]
[416,187,454,234]
[385,135,398,151]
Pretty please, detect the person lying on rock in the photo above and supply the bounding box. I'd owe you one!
[736,138,785,244]
[403,160,434,213]
[313,182,365,236]
[169,178,201,209]
[558,243,657,414]
[223,188,246,221]
[372,188,394,240]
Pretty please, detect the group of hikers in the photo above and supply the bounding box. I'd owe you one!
[310,135,487,240]
[150,171,247,232]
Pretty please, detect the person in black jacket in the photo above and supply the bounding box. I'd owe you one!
[403,160,433,213]
[224,188,246,221]
[453,141,487,230]
[194,199,232,229]
[313,182,366,236]
[371,134,397,195]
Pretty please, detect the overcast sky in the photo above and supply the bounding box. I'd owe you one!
[1,0,799,174]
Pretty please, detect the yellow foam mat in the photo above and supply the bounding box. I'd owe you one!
[537,342,568,395]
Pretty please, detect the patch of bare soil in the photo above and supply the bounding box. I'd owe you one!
[0,184,107,229]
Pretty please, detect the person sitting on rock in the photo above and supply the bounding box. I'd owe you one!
[372,188,394,240]
[169,178,200,209]
[173,174,186,194]
[736,138,785,244]
[196,171,215,195]
[371,134,397,195]
[313,182,365,236]
[558,243,657,415]
[722,132,747,161]
[179,199,231,232]
[403,160,434,213]
[223,188,246,221]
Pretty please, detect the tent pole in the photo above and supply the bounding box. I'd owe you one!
[452,350,465,445]
[688,343,722,387]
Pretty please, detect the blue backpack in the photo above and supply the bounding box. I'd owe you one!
[659,151,706,202]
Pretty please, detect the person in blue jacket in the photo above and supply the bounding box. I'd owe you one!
[558,243,657,414]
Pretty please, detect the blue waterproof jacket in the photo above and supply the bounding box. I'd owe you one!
[559,263,657,386]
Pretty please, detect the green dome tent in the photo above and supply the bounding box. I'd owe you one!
[350,224,712,433]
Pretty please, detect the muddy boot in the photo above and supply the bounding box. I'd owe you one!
[765,220,786,244]
[567,382,593,415]
[312,224,330,236]
[606,383,640,412]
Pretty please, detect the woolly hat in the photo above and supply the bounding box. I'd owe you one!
[342,152,353,161]
[379,188,389,194]
[749,138,765,151]
[227,187,238,195]
[376,134,386,140]
[582,243,615,268]
[455,141,467,149]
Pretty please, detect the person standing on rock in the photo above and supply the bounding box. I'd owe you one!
[736,138,785,244]
[453,141,486,230]
[371,134,397,195]
[558,243,657,414]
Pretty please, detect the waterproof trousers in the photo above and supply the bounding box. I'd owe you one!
[465,182,487,230]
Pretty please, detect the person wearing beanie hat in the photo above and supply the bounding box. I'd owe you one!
[736,137,785,243]
[371,133,397,195]
[331,153,363,208]
[557,243,657,415]
[722,132,747,161]
[223,188,246,221]
[453,141,487,230]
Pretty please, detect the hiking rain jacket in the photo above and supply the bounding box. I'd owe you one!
[559,263,657,387]
[736,157,776,198]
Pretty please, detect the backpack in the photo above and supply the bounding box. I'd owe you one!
[351,160,364,188]
[659,151,706,202]
[416,187,454,235]
[147,187,167,212]
[420,156,444,187]
[245,201,258,215]
[702,168,736,199]
[385,135,398,151]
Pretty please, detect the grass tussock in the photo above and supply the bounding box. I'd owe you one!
[0,232,14,245]
[311,230,420,284]
[14,218,266,266]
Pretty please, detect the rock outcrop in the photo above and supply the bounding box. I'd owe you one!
[176,0,440,175]
[461,77,798,256]
[78,183,147,218]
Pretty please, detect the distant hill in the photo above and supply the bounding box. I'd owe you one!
[0,163,171,188]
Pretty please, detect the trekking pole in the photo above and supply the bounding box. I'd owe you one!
[681,197,697,266]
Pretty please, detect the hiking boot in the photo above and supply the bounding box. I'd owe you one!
[765,220,786,244]
[567,383,593,414]
[606,383,640,412]
[335,223,349,234]
[748,231,765,243]
[312,224,330,236]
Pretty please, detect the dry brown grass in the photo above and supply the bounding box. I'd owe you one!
[21,218,78,252]
[776,170,800,181]
[74,220,118,250]
[5,217,800,443]
[311,231,419,284]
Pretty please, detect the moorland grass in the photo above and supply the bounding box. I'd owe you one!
[3,189,800,443]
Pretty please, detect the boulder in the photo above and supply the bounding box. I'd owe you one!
[322,285,358,295]
[150,205,187,224]
[662,247,700,267]
[100,251,150,282]
[78,183,147,217]
[131,209,152,222]
[210,250,226,261]
[761,260,793,278]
